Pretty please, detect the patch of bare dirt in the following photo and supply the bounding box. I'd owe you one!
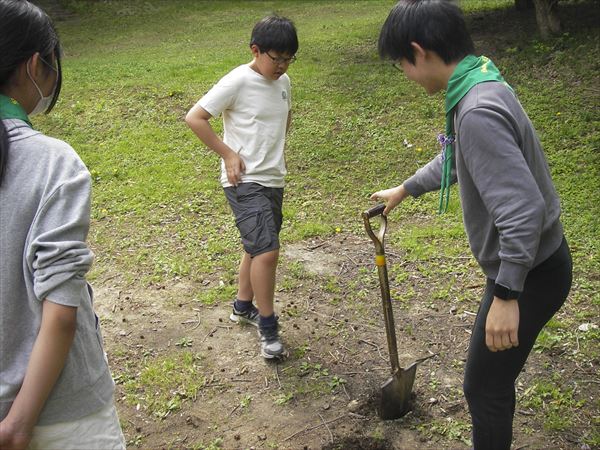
[91,231,596,450]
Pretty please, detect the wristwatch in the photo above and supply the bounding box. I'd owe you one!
[493,283,521,300]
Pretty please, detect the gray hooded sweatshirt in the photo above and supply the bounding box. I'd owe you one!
[0,119,114,424]
[404,82,564,292]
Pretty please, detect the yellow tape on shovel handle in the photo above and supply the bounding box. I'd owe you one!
[375,255,386,266]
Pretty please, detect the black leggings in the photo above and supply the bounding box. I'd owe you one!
[463,238,572,450]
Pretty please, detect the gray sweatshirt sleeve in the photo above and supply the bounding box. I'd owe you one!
[458,107,545,291]
[403,150,457,197]
[26,170,94,306]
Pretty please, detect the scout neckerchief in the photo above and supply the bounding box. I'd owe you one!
[439,55,513,213]
[0,94,32,127]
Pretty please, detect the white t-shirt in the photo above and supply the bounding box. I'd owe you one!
[197,64,291,188]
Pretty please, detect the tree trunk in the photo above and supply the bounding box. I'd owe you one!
[532,0,561,38]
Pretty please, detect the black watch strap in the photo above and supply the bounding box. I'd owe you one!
[493,283,521,300]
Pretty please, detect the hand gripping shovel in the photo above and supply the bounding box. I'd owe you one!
[362,204,423,420]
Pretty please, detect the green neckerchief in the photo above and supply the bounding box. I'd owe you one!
[439,55,513,213]
[0,94,32,127]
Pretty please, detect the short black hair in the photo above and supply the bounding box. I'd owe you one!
[0,0,62,186]
[378,0,474,64]
[250,15,298,55]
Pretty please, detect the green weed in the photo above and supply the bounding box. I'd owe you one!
[521,378,585,431]
[274,392,295,406]
[175,337,193,348]
[240,395,252,409]
[195,285,237,306]
[117,351,205,419]
[417,418,472,446]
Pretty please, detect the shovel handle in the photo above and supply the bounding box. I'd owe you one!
[362,204,387,253]
[364,203,385,219]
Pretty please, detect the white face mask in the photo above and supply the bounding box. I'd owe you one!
[26,57,58,116]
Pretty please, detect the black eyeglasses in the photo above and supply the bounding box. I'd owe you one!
[265,52,297,65]
[392,62,402,72]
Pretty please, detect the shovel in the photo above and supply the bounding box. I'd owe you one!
[362,204,429,420]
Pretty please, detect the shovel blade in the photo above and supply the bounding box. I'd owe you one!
[378,363,418,420]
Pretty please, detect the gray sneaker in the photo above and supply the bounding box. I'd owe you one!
[230,302,259,327]
[258,326,285,359]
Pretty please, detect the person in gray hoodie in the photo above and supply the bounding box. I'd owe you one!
[371,2,572,449]
[0,1,125,449]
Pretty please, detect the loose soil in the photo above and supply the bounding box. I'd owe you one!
[94,233,596,450]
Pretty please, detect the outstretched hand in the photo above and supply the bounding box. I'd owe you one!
[485,298,520,352]
[369,184,409,215]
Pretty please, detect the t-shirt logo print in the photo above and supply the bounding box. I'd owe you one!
[281,91,287,100]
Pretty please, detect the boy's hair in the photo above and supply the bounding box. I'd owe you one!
[378,0,474,64]
[250,15,298,55]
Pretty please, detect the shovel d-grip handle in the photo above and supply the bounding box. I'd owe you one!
[362,204,387,254]
[362,204,401,374]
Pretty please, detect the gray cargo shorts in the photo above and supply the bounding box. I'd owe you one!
[224,182,284,257]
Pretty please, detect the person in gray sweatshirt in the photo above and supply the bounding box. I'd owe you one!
[0,1,125,449]
[371,2,572,449]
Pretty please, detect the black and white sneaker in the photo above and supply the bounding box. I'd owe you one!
[258,326,285,359]
[229,303,259,327]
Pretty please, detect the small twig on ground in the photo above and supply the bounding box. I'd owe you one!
[181,312,202,330]
[192,312,201,330]
[328,351,339,364]
[228,404,240,417]
[282,414,347,442]
[307,241,327,250]
[358,338,386,361]
[121,342,143,349]
[342,383,351,400]
[201,327,217,342]
[319,413,334,443]
[358,338,379,348]
[340,344,358,355]
[275,364,282,389]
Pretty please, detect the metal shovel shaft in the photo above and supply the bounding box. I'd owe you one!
[362,204,400,373]
[375,254,401,373]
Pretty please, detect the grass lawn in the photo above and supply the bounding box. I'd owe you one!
[34,0,599,448]
[40,0,598,286]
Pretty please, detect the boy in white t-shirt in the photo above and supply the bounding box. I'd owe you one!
[186,15,298,359]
